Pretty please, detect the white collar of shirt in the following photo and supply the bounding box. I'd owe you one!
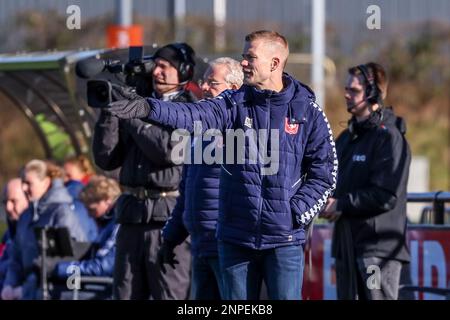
[153,90,181,101]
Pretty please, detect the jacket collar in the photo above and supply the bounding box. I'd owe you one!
[96,208,115,229]
[245,73,296,106]
[348,107,384,140]
[31,179,73,221]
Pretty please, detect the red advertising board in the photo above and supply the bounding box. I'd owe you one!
[107,25,143,49]
[302,224,450,300]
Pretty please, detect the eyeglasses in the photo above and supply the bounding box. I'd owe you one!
[198,79,226,87]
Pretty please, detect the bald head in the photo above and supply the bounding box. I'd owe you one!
[3,178,28,221]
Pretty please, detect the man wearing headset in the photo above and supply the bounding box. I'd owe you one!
[93,43,197,300]
[321,62,411,300]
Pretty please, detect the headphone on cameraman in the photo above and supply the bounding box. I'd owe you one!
[168,43,196,83]
[356,64,381,105]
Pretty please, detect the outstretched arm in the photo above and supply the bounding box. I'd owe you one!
[106,91,234,133]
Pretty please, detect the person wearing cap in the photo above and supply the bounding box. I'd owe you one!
[150,43,199,101]
[92,43,197,300]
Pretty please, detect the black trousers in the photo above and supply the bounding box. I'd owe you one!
[113,224,191,300]
[336,256,402,300]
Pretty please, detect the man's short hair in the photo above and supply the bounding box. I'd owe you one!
[245,30,289,68]
[348,62,388,100]
[79,175,121,205]
[209,57,244,88]
[245,30,289,49]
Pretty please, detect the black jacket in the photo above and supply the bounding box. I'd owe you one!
[332,107,411,262]
[92,90,197,223]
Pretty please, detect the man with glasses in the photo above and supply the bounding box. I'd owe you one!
[198,58,243,98]
[159,57,243,299]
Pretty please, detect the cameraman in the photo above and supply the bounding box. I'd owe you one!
[92,43,197,300]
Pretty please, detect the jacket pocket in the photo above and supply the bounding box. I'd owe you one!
[151,197,175,223]
[291,208,301,230]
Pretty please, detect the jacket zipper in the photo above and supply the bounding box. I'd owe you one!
[221,165,233,176]
[256,96,271,249]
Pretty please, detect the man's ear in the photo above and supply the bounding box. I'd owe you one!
[231,84,239,90]
[271,57,280,72]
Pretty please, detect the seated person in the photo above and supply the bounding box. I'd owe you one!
[54,175,120,280]
[63,155,95,186]
[63,156,98,242]
[0,178,29,296]
[1,160,87,300]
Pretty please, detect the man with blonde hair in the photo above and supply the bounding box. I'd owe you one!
[159,57,243,299]
[107,30,337,300]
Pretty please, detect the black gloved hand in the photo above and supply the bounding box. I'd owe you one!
[157,241,179,274]
[106,97,151,119]
[111,84,139,101]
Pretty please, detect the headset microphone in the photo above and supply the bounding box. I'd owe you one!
[346,64,380,112]
[346,98,366,112]
[356,64,381,105]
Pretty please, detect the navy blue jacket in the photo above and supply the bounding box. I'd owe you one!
[147,74,337,250]
[54,212,118,279]
[66,180,98,242]
[0,220,16,290]
[163,139,221,258]
[3,180,87,299]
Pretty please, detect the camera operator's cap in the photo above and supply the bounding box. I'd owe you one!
[152,42,196,81]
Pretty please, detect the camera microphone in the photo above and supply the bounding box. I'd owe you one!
[76,58,106,79]
[75,58,123,79]
[81,46,156,108]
